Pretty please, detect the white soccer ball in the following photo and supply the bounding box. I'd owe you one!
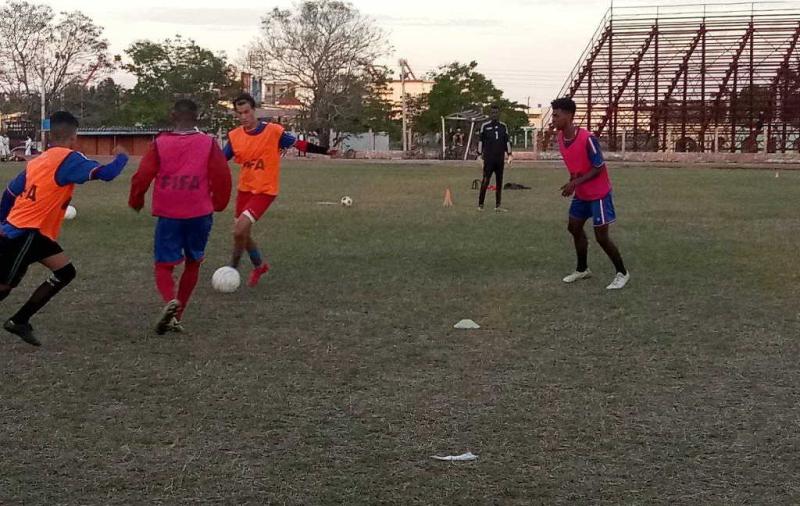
[64,205,77,220]
[340,196,353,207]
[211,266,241,293]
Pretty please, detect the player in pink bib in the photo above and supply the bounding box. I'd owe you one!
[551,97,630,290]
[129,100,232,334]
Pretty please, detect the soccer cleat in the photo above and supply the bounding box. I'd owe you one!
[495,207,509,213]
[248,263,270,287]
[562,269,592,283]
[4,319,41,347]
[606,272,631,290]
[477,205,485,211]
[155,299,180,335]
[167,317,184,333]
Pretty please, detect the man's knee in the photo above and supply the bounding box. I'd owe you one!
[234,218,251,241]
[567,221,583,236]
[594,227,611,244]
[49,263,76,289]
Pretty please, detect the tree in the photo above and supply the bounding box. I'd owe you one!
[0,1,111,118]
[245,0,390,145]
[121,36,238,130]
[59,78,123,127]
[731,84,770,127]
[779,67,800,128]
[314,67,399,143]
[414,61,528,135]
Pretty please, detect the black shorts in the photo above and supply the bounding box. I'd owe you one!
[0,230,63,287]
[483,158,505,178]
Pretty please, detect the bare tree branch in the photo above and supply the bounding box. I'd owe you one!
[244,0,391,145]
[0,1,111,115]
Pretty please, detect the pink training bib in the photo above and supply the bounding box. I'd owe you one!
[152,131,215,219]
[558,127,612,201]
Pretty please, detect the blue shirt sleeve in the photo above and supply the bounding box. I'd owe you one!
[279,132,297,149]
[55,152,128,186]
[0,170,26,224]
[587,135,605,168]
[7,170,26,197]
[223,140,234,161]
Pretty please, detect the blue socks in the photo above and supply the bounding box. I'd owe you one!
[248,248,263,267]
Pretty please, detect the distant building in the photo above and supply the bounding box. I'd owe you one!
[263,81,297,105]
[275,97,303,110]
[526,104,544,130]
[383,80,434,105]
[254,106,301,128]
[77,127,160,156]
[241,73,299,106]
[0,112,35,143]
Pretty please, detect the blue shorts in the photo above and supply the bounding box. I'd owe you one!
[569,192,617,227]
[154,214,213,264]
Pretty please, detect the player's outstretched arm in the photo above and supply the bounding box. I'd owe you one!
[55,146,130,189]
[129,143,159,211]
[88,145,129,182]
[294,139,336,156]
[280,132,336,156]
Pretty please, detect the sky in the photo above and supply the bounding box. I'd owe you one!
[45,0,619,107]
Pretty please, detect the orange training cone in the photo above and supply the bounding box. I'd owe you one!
[443,187,454,207]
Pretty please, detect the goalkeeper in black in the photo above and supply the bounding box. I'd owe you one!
[477,104,513,212]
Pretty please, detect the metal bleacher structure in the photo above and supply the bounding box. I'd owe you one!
[542,1,800,153]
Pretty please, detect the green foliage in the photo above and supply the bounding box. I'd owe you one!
[322,68,399,142]
[121,36,237,130]
[779,68,800,127]
[415,61,528,134]
[59,78,123,127]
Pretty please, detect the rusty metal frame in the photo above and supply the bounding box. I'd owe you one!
[544,1,800,153]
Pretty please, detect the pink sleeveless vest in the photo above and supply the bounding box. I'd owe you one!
[152,131,214,219]
[558,127,612,201]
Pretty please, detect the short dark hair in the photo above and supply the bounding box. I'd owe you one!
[49,111,79,142]
[233,93,256,109]
[550,97,577,115]
[173,99,199,120]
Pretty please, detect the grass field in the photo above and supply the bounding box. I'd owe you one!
[1,159,799,504]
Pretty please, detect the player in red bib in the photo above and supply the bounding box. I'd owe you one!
[0,111,129,346]
[551,97,630,290]
[224,93,335,286]
[129,100,232,334]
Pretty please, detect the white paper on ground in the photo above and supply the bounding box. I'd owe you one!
[453,319,480,329]
[431,452,478,461]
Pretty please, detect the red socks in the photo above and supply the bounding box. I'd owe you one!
[155,260,201,320]
[155,263,176,303]
[177,260,201,319]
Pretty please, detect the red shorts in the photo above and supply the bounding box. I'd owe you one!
[235,191,276,223]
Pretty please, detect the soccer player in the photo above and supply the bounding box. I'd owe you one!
[0,111,129,346]
[224,93,334,286]
[129,99,232,334]
[477,104,513,212]
[551,97,630,290]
